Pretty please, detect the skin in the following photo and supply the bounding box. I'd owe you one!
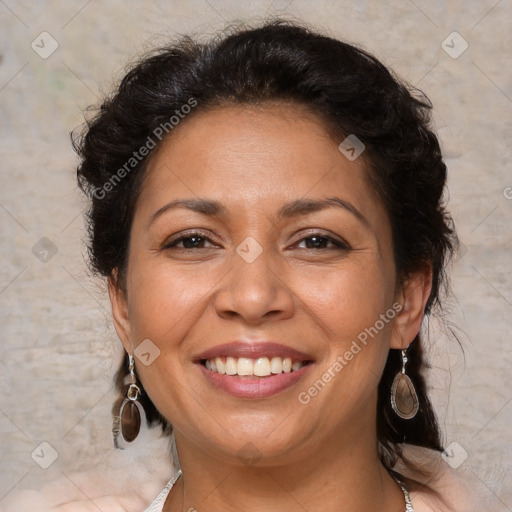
[109,102,432,511]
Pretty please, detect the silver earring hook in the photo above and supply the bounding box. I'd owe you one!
[125,353,140,400]
[401,348,408,374]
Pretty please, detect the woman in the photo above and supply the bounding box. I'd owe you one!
[66,19,493,512]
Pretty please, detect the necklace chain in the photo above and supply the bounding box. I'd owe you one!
[393,475,415,512]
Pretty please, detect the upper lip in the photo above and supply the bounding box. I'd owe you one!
[193,341,315,362]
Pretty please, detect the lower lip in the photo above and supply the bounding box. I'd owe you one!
[197,363,314,399]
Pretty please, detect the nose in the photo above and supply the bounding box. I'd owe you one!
[213,241,295,326]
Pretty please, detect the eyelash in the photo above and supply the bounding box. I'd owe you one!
[164,230,350,251]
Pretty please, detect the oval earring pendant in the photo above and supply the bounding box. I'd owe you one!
[115,398,146,449]
[391,372,419,420]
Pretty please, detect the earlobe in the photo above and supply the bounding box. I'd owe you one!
[390,267,433,349]
[108,270,133,353]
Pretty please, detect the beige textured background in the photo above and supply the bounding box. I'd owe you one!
[1,0,511,509]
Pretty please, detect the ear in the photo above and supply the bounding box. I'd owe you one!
[108,269,134,353]
[390,266,433,349]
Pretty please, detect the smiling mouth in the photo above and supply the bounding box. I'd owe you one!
[200,356,313,377]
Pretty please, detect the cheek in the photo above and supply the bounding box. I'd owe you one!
[124,261,212,423]
[126,259,216,344]
[295,259,395,399]
[294,257,394,339]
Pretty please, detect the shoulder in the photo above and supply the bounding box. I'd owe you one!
[393,443,503,512]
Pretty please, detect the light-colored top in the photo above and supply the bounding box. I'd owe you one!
[143,470,414,512]
[143,469,182,512]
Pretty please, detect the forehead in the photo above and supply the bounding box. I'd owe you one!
[137,103,385,223]
[149,102,338,177]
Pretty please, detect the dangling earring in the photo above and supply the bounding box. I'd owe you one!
[390,347,419,420]
[113,353,147,449]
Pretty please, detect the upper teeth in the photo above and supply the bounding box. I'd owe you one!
[204,356,306,376]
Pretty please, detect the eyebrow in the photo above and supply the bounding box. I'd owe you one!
[149,196,369,227]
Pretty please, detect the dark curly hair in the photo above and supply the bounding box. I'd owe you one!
[72,18,457,482]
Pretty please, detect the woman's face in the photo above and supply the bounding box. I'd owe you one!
[111,103,414,466]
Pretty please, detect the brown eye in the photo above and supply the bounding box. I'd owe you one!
[295,233,350,251]
[164,231,218,250]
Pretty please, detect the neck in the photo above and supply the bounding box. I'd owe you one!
[165,429,406,512]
